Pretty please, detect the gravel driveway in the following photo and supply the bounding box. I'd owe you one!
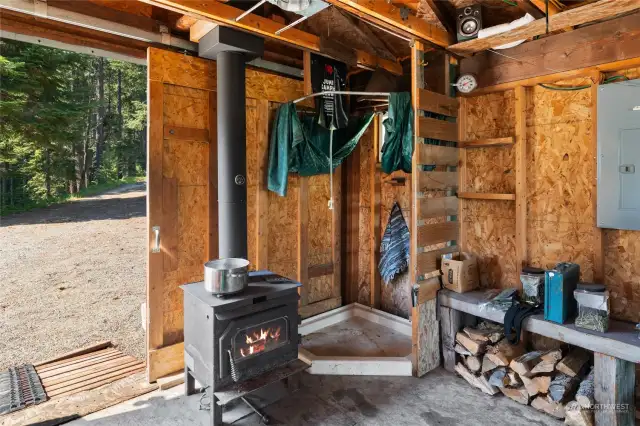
[0,183,146,369]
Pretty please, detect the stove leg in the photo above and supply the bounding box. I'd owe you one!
[185,367,196,396]
[211,395,222,426]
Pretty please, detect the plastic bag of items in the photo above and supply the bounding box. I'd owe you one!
[478,288,518,313]
[574,283,609,332]
[520,266,545,306]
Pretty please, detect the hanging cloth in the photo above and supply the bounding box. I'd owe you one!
[379,203,410,284]
[381,92,414,174]
[267,102,373,196]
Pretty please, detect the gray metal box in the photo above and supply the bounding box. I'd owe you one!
[597,79,640,230]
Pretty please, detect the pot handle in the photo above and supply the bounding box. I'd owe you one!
[230,272,246,278]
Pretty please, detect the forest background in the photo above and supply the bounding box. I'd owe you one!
[0,39,147,214]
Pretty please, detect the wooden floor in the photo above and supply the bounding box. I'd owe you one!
[35,347,145,398]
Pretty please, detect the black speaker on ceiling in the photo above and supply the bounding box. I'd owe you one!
[456,4,482,42]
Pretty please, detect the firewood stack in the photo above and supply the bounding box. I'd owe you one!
[453,322,595,426]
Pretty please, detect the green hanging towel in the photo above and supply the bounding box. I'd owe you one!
[381,92,414,174]
[267,102,374,196]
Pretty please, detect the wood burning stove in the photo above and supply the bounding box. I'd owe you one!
[181,270,302,425]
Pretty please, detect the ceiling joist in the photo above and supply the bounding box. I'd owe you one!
[449,0,640,57]
[325,0,453,47]
[139,0,403,75]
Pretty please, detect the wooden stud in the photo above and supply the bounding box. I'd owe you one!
[370,114,382,309]
[208,93,219,267]
[457,97,468,255]
[514,86,527,284]
[591,72,605,283]
[332,165,342,302]
[298,52,311,305]
[594,353,636,426]
[307,263,334,279]
[411,41,440,378]
[256,99,269,270]
[147,78,164,356]
[344,146,360,304]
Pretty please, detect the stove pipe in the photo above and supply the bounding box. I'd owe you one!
[199,27,264,260]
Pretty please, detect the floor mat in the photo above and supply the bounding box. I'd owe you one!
[0,364,47,415]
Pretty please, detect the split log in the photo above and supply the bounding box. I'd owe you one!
[454,343,472,356]
[510,351,544,376]
[465,355,482,373]
[507,371,521,387]
[456,332,487,356]
[481,354,498,374]
[532,396,566,419]
[521,375,551,397]
[454,362,499,395]
[530,349,563,374]
[557,349,590,377]
[549,373,579,402]
[486,338,525,367]
[500,386,530,405]
[488,367,509,388]
[575,368,595,409]
[565,401,594,426]
[464,323,503,343]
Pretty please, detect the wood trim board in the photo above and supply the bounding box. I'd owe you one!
[417,144,459,167]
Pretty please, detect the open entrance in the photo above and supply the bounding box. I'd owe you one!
[0,37,147,404]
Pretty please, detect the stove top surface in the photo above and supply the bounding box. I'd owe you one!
[181,270,301,310]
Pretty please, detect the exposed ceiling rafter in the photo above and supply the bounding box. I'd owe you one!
[423,0,456,35]
[324,0,453,47]
[140,0,404,75]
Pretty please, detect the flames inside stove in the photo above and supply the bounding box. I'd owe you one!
[233,317,289,361]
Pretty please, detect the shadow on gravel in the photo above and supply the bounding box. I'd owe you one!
[1,193,146,227]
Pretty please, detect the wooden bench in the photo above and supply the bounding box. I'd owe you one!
[438,289,637,426]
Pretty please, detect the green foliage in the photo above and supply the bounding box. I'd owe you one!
[0,39,147,213]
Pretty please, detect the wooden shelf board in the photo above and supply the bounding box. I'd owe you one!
[457,192,515,201]
[459,137,514,148]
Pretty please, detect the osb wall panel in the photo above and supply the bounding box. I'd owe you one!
[526,83,594,284]
[463,73,640,321]
[357,128,373,306]
[463,91,517,288]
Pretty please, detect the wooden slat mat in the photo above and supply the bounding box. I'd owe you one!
[35,347,145,398]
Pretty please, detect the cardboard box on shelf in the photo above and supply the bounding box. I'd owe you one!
[441,252,479,293]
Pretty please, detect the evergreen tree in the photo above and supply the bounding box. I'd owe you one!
[0,39,146,211]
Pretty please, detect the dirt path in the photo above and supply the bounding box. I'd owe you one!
[0,183,146,369]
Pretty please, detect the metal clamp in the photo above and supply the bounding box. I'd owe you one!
[152,226,161,253]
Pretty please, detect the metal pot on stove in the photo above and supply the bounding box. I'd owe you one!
[204,258,249,295]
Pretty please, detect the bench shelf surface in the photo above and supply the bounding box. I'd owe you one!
[438,289,640,363]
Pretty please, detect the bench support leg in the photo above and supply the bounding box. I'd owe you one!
[440,306,464,373]
[594,352,635,426]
